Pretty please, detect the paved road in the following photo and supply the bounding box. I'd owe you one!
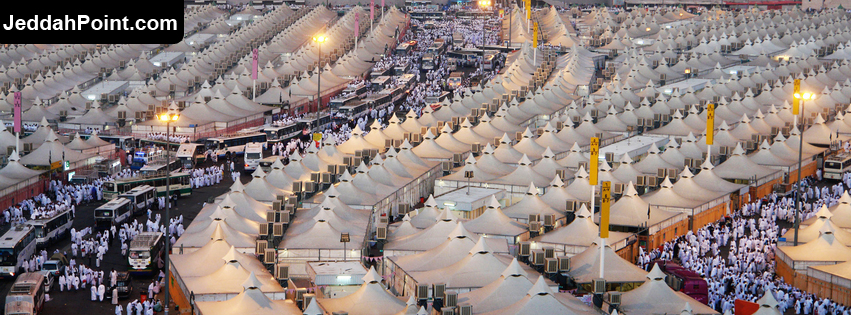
[0,157,250,315]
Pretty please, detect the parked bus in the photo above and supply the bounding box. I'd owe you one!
[243,143,264,173]
[97,135,137,152]
[428,38,446,54]
[263,124,300,145]
[138,138,182,151]
[295,114,333,133]
[394,59,412,75]
[118,185,156,215]
[651,260,709,305]
[201,132,266,159]
[452,32,465,47]
[395,42,413,55]
[338,102,370,120]
[422,53,437,70]
[103,172,191,200]
[29,209,73,248]
[94,198,134,231]
[138,159,182,178]
[329,94,361,110]
[447,72,463,89]
[130,148,165,170]
[128,232,165,275]
[5,273,45,315]
[176,143,206,169]
[824,153,851,180]
[0,225,37,278]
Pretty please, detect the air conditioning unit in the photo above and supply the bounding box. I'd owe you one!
[543,214,555,227]
[592,278,607,294]
[613,183,624,194]
[442,309,455,315]
[376,227,387,240]
[275,264,289,280]
[303,182,316,193]
[272,201,282,212]
[605,152,614,162]
[416,284,429,300]
[264,248,276,264]
[457,304,473,315]
[434,283,446,300]
[445,291,458,307]
[719,146,729,155]
[531,250,545,266]
[566,200,575,212]
[545,258,559,274]
[273,223,284,237]
[559,256,571,272]
[255,240,268,255]
[295,288,307,302]
[608,292,622,305]
[528,214,540,223]
[636,176,646,187]
[529,221,541,232]
[519,241,531,256]
[543,247,555,259]
[647,176,658,187]
[281,211,290,224]
[22,143,32,153]
[667,168,678,178]
[259,222,269,236]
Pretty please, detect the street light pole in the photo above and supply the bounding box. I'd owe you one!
[479,0,491,89]
[313,35,327,133]
[793,91,814,246]
[159,104,179,315]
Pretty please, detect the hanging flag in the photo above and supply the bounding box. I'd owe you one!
[355,13,360,37]
[251,49,259,80]
[589,137,599,186]
[525,0,531,20]
[533,22,538,48]
[13,92,21,134]
[370,0,375,22]
[532,28,538,48]
[600,181,610,239]
[706,103,715,145]
[381,0,384,10]
[793,78,801,115]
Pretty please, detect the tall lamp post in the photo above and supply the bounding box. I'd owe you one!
[792,91,816,246]
[159,104,179,315]
[313,35,327,133]
[479,0,491,89]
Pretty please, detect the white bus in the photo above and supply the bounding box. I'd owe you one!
[5,272,45,315]
[94,198,134,231]
[29,209,73,248]
[129,232,165,276]
[0,225,37,278]
[176,143,206,169]
[243,143,264,173]
[202,132,266,159]
[824,153,851,180]
[119,185,156,214]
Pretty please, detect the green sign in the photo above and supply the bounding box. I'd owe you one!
[63,161,70,171]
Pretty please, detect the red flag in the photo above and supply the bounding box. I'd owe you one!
[251,49,259,80]
[13,92,21,134]
[370,0,374,22]
[735,299,759,315]
[381,0,384,9]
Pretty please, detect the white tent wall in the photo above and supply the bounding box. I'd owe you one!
[276,249,364,276]
[435,179,548,207]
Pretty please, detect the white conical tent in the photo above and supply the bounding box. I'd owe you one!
[478,275,598,315]
[316,267,407,315]
[194,272,302,315]
[566,238,648,284]
[619,265,719,315]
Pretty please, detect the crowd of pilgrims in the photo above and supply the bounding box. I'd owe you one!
[637,173,851,315]
[144,132,190,144]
